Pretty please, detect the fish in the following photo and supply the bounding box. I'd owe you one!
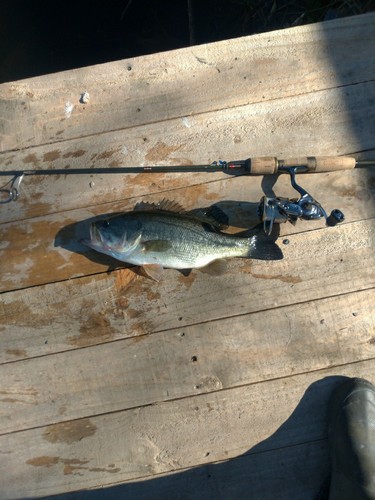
[82,199,283,281]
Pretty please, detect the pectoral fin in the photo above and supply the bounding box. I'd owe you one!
[143,240,172,252]
[141,264,164,281]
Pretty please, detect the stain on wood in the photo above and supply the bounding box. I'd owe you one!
[126,308,142,319]
[69,311,116,347]
[0,387,38,405]
[61,459,90,475]
[59,405,67,415]
[0,215,103,292]
[62,459,121,476]
[43,150,61,162]
[5,348,27,358]
[2,301,58,328]
[97,150,118,160]
[62,149,86,159]
[43,419,97,444]
[26,456,121,476]
[26,456,60,467]
[250,272,303,284]
[115,268,136,293]
[145,142,183,162]
[109,160,121,167]
[177,271,196,288]
[22,153,39,165]
[0,220,374,364]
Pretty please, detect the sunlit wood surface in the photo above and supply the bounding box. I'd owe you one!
[1,12,375,499]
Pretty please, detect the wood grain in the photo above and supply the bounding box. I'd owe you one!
[1,13,374,152]
[1,287,374,434]
[49,441,330,500]
[1,218,374,362]
[1,166,374,292]
[1,82,375,222]
[1,12,375,500]
[1,359,374,498]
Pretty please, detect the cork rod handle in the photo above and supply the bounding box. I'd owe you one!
[249,156,356,175]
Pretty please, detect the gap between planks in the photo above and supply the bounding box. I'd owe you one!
[1,83,375,222]
[1,287,374,434]
[30,440,331,500]
[3,74,375,157]
[1,285,374,367]
[1,13,375,153]
[1,177,374,292]
[1,218,374,365]
[2,360,375,498]
[0,219,375,361]
[2,354,375,440]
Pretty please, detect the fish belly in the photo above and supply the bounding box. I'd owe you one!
[131,235,246,269]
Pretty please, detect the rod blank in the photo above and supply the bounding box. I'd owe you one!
[1,155,373,179]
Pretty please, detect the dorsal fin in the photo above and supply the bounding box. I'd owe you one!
[134,199,185,213]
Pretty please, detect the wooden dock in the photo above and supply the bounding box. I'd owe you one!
[1,12,375,499]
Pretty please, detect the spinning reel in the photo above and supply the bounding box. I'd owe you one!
[258,166,344,235]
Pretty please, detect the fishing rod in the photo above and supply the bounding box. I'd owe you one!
[1,155,374,234]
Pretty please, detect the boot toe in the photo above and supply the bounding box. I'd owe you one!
[328,377,375,499]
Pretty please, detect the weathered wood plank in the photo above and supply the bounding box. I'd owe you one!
[1,287,374,433]
[47,440,330,500]
[1,13,374,500]
[1,82,375,222]
[1,360,374,498]
[1,219,374,362]
[0,163,374,293]
[1,13,374,152]
[1,217,374,354]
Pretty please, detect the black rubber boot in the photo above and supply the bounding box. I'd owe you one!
[328,377,375,499]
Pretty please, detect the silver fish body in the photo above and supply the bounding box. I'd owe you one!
[84,203,282,271]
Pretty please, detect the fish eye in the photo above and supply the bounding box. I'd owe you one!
[103,220,110,227]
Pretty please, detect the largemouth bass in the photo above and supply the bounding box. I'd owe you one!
[83,200,282,280]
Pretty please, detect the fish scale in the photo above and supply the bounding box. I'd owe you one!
[135,212,250,267]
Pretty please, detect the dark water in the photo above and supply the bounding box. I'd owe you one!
[1,0,373,82]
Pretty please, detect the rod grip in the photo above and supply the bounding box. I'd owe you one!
[249,156,356,174]
[280,156,356,172]
[249,157,278,175]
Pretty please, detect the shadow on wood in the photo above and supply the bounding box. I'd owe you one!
[54,211,130,269]
[41,375,349,500]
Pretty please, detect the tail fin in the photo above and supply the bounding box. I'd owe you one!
[249,233,283,260]
[238,223,283,261]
